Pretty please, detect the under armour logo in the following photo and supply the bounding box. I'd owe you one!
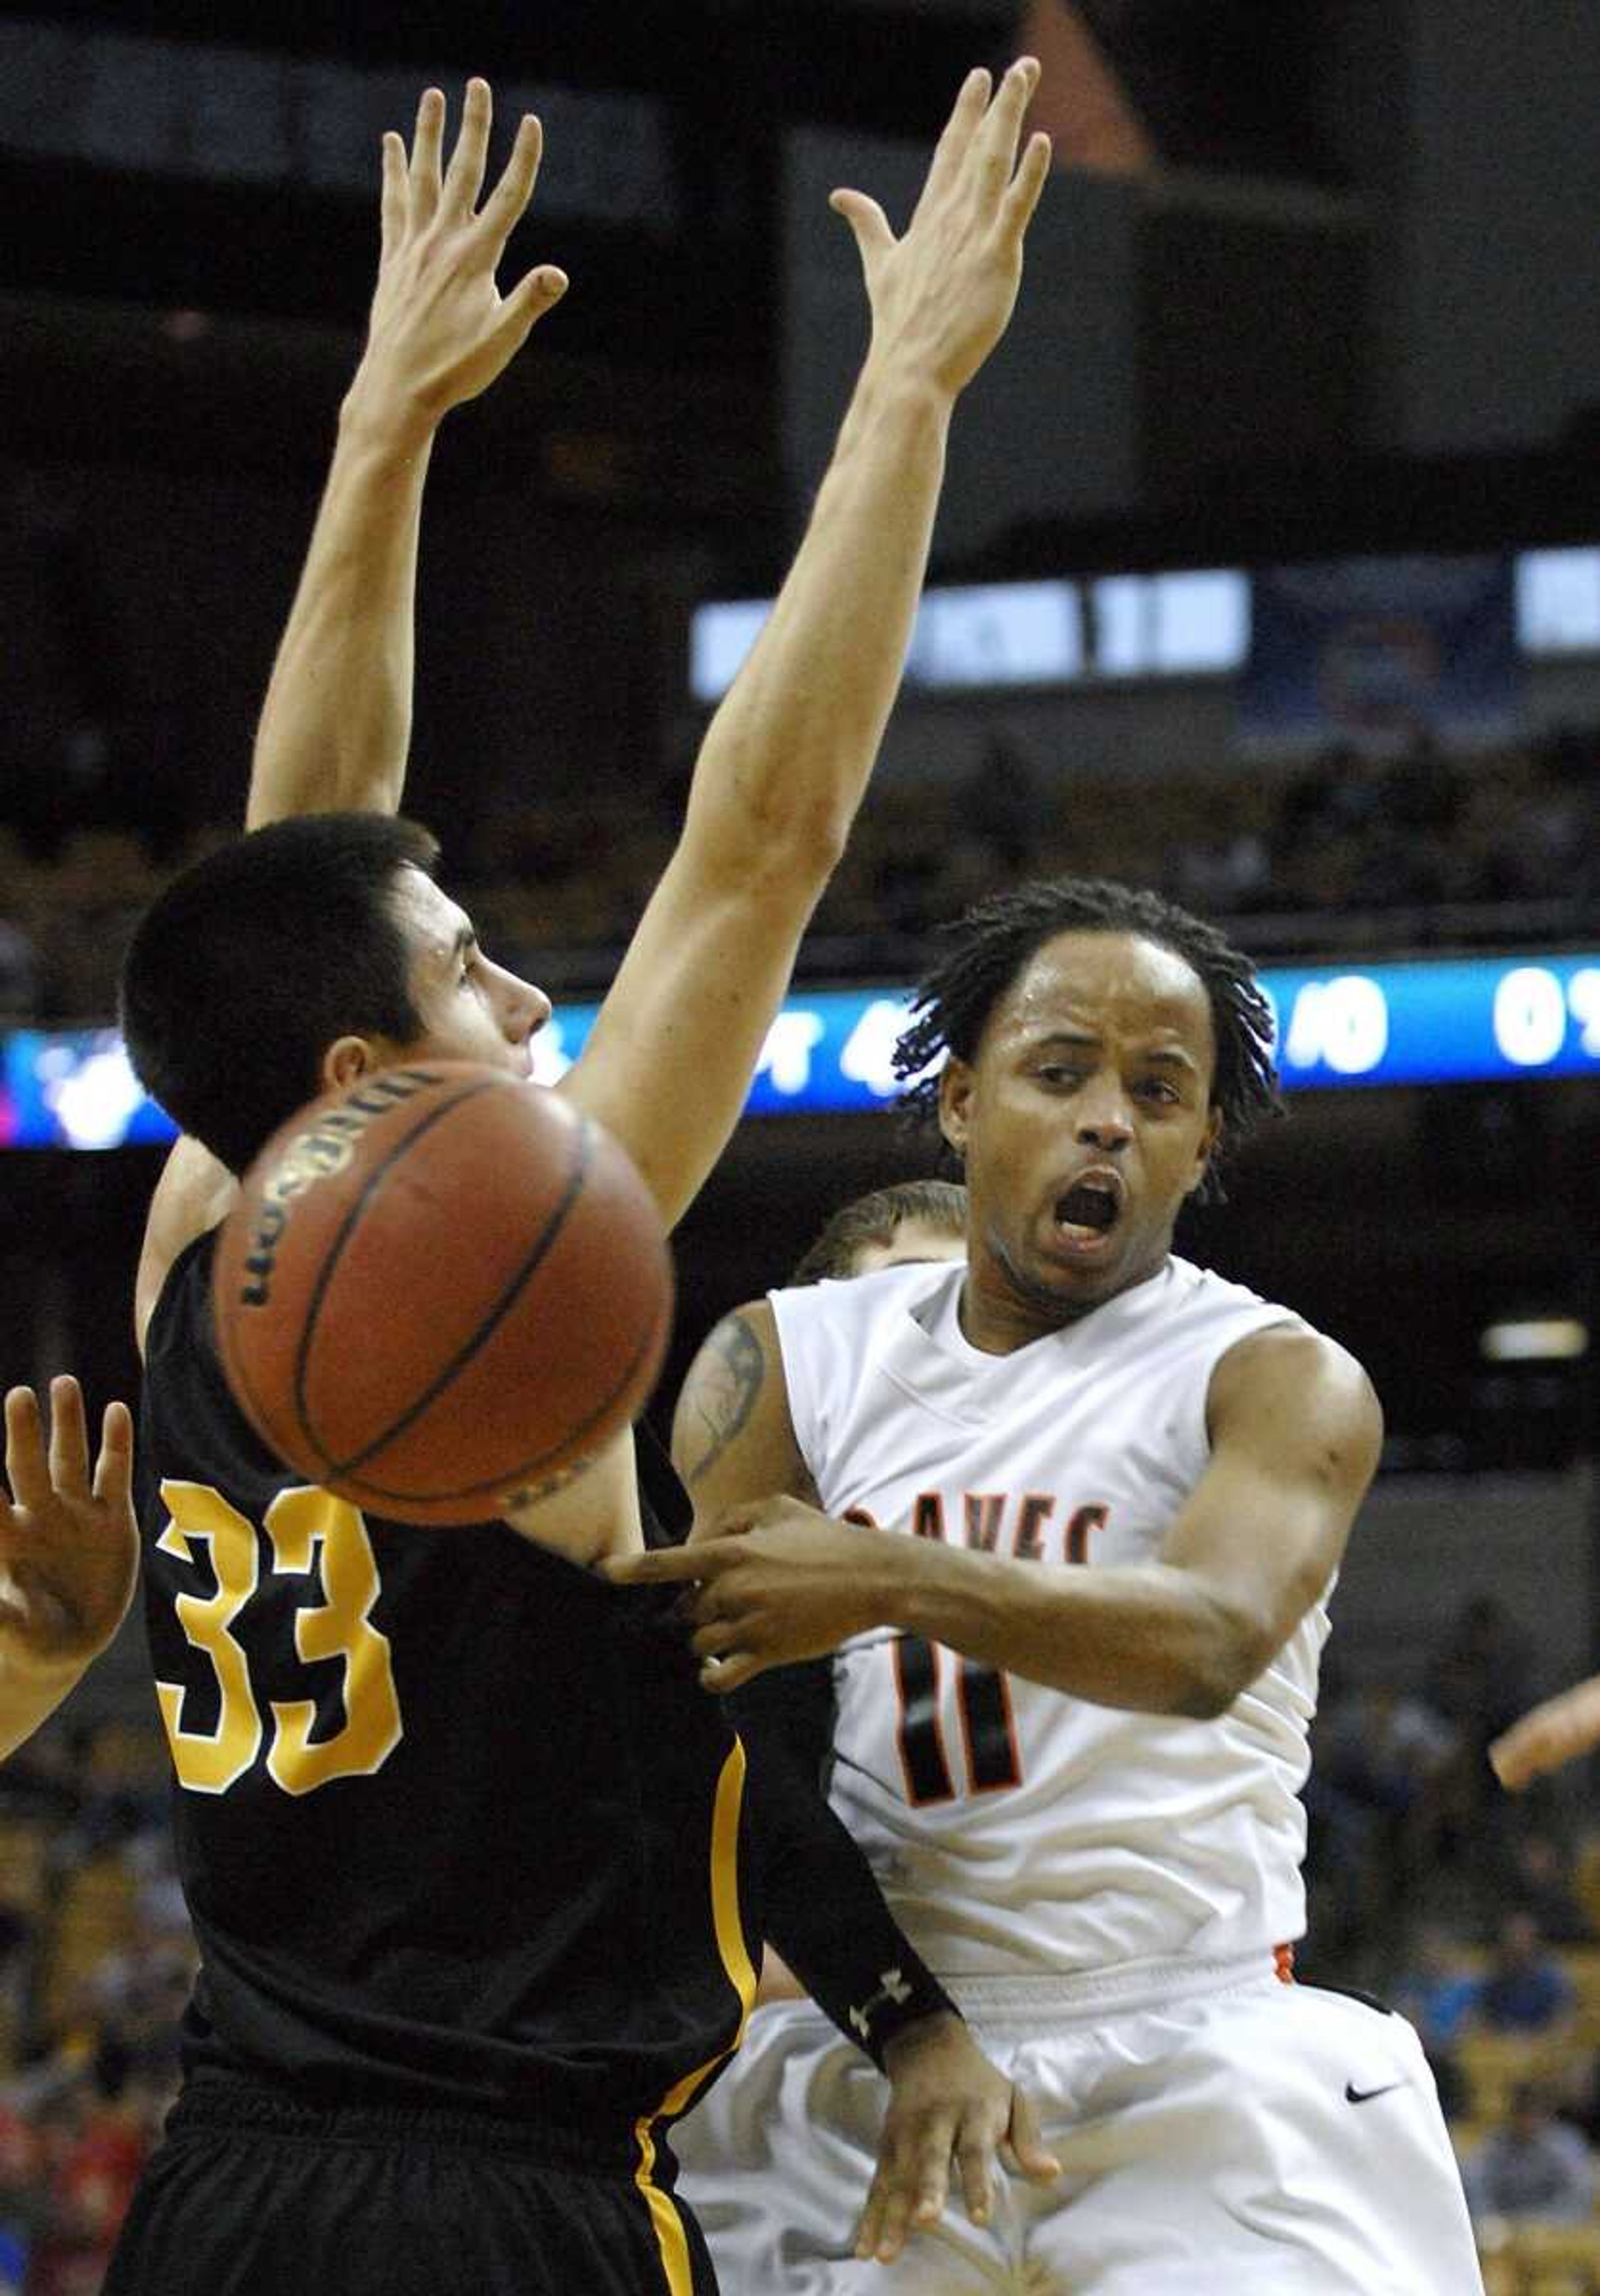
[849,1967,912,2040]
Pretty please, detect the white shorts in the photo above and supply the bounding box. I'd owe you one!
[672,1957,1482,2295]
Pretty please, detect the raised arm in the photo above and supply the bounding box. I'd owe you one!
[560,64,1051,1230]
[619,1323,1380,1711]
[248,77,566,827]
[0,1381,137,1762]
[137,81,566,1342]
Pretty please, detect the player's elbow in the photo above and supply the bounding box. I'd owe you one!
[685,791,849,911]
[1171,1668,1245,1723]
[748,789,851,880]
[1175,1598,1285,1720]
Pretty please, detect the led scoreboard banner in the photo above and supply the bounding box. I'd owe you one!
[2,951,1598,1150]
[1258,954,1600,1087]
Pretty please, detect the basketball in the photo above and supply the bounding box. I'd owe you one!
[210,1061,672,1523]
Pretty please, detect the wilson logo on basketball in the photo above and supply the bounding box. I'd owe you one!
[239,1068,438,1308]
[212,1059,672,1524]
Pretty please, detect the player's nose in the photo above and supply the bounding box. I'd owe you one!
[501,968,553,1039]
[1073,1081,1134,1148]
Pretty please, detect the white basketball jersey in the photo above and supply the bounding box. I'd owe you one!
[770,1254,1329,1978]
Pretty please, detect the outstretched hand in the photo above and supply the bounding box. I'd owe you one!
[355,78,568,428]
[601,1497,898,1692]
[832,57,1051,402]
[0,1379,137,1670]
[857,2012,1060,2264]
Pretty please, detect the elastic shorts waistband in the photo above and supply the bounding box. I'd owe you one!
[169,2069,648,2178]
[945,1946,1293,2025]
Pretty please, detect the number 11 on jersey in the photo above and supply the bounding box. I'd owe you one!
[892,1636,1021,1804]
[887,1500,1102,1806]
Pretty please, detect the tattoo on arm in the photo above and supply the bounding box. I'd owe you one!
[679,1313,767,1487]
[502,1452,596,1513]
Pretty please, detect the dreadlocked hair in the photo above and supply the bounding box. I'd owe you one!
[892,876,1282,1203]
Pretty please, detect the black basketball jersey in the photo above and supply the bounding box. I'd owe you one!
[137,1230,755,2152]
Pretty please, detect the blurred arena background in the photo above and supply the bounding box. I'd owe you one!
[0,3,1596,2286]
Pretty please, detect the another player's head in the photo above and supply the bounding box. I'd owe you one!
[893,877,1279,1325]
[120,813,550,1175]
[790,1179,968,1284]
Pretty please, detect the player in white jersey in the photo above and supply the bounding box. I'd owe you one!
[722,1180,971,2019]
[612,877,1482,2293]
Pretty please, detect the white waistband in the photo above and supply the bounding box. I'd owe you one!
[944,1949,1287,2025]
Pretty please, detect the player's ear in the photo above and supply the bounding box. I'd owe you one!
[1185,1107,1223,1196]
[938,1058,975,1162]
[321,1034,388,1094]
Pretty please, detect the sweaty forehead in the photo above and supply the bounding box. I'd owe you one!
[390,867,470,965]
[993,930,1215,1054]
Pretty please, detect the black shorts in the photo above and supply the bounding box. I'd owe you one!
[102,2076,719,2296]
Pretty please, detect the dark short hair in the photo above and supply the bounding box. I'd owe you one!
[892,876,1280,1202]
[790,1179,968,1284]
[120,813,442,1175]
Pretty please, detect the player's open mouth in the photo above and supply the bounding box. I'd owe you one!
[1052,1175,1123,1250]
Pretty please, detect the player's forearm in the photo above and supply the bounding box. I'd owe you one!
[681,363,953,883]
[886,1541,1271,1720]
[1491,1674,1600,1789]
[672,60,1044,885]
[245,379,435,830]
[740,1673,958,2064]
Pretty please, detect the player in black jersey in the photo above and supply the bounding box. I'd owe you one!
[0,1377,137,1759]
[104,71,1058,2296]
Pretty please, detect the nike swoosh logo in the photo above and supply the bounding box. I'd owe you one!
[1345,2080,1407,2105]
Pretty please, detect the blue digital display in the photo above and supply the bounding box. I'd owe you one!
[3,952,1597,1149]
[1260,955,1600,1089]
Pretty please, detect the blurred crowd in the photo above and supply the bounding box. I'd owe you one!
[0,1720,188,2295]
[0,720,1595,1025]
[1304,1591,1600,2285]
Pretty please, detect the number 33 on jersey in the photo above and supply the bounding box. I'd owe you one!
[154,1481,402,1797]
